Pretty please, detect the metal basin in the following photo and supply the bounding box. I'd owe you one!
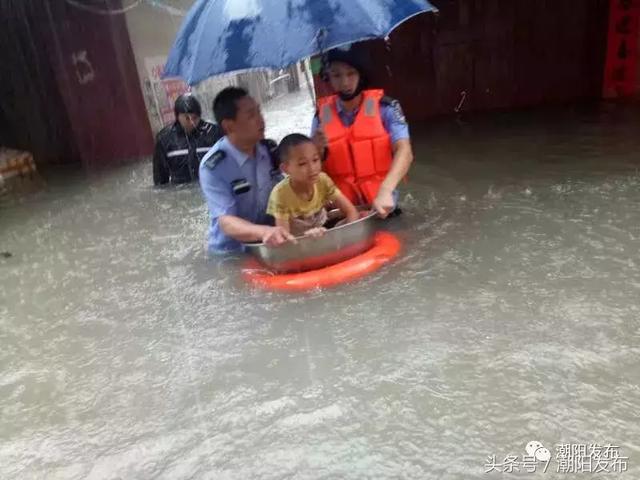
[243,208,379,273]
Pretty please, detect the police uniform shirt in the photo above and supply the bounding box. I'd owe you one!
[199,136,280,253]
[310,96,410,143]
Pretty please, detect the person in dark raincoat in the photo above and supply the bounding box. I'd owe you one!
[153,94,222,186]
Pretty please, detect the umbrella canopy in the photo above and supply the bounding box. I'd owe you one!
[164,0,437,85]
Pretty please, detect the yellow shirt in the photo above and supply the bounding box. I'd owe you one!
[267,172,338,221]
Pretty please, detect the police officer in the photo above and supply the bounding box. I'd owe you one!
[311,45,414,218]
[199,87,295,253]
[153,94,222,186]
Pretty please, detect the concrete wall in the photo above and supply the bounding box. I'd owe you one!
[124,1,235,131]
[124,0,193,133]
[124,0,190,82]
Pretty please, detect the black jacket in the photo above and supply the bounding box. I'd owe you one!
[153,120,223,185]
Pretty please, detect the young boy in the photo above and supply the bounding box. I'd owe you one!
[267,133,359,238]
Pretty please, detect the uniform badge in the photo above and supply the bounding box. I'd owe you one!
[381,96,407,125]
[390,100,407,124]
[231,178,251,194]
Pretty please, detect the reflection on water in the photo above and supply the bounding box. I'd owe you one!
[1,102,639,479]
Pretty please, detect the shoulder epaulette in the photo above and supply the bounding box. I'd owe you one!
[203,150,226,170]
[380,95,397,106]
[261,138,277,151]
[261,139,280,170]
[380,96,407,124]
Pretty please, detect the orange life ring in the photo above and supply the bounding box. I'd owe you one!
[242,231,401,292]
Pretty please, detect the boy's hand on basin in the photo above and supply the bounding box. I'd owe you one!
[262,226,297,246]
[303,227,327,238]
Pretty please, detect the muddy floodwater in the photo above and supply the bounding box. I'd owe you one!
[1,97,639,479]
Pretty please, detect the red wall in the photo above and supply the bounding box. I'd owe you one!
[315,0,610,121]
[40,0,153,168]
[602,0,640,98]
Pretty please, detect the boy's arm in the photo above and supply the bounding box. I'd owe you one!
[332,191,359,223]
[267,187,293,235]
[274,216,291,234]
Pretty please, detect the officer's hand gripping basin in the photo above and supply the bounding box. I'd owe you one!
[241,207,401,292]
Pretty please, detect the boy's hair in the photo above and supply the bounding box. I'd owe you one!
[278,133,314,162]
[213,87,248,125]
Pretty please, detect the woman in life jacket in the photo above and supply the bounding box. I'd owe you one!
[311,44,414,218]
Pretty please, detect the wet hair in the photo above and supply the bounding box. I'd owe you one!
[174,94,201,117]
[278,133,314,162]
[213,87,248,125]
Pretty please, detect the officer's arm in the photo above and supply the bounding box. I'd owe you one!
[380,139,413,194]
[218,215,274,243]
[152,137,170,186]
[198,162,247,238]
[333,191,360,223]
[218,216,296,245]
[380,101,413,194]
[199,166,285,243]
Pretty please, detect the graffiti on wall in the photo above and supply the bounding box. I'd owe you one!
[72,50,95,85]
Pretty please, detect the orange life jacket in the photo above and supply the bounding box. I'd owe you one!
[317,89,393,205]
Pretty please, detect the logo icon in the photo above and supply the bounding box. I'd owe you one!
[526,441,551,462]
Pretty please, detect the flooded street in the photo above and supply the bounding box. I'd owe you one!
[1,96,639,479]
